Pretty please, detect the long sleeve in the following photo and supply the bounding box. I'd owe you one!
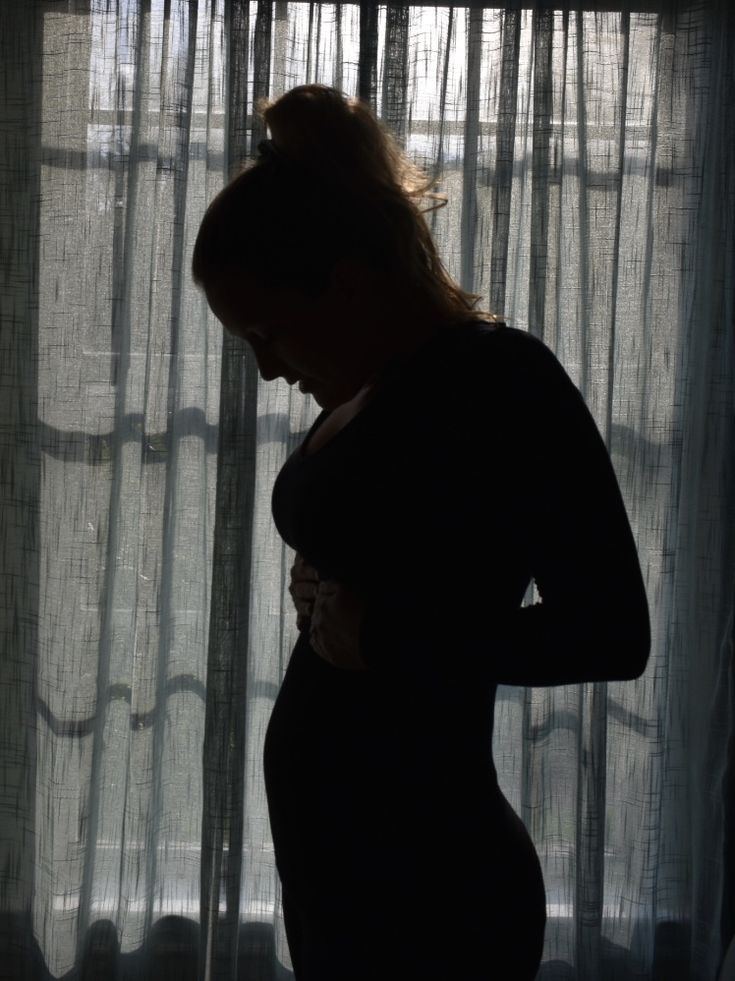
[358,327,651,687]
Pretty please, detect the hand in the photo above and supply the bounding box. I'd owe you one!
[288,553,369,671]
[289,551,319,632]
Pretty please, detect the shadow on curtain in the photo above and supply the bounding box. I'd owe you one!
[0,0,733,979]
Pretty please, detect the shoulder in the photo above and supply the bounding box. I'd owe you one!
[457,324,572,398]
[451,324,598,456]
[463,322,559,362]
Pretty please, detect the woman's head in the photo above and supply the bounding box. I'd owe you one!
[191,84,503,405]
[195,83,501,308]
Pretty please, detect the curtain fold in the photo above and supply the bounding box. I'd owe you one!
[1,2,733,980]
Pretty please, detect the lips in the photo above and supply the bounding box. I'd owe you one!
[282,375,314,392]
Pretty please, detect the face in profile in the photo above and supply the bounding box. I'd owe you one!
[204,262,397,410]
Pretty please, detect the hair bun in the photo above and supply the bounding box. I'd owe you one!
[257,86,354,159]
[255,85,404,200]
[193,84,501,326]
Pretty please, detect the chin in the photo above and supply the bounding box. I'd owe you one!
[301,380,349,410]
[312,391,333,410]
[303,384,334,409]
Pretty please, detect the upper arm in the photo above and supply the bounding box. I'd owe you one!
[519,338,651,677]
[360,326,651,684]
[458,327,651,681]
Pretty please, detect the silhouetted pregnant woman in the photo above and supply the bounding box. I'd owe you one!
[191,84,651,980]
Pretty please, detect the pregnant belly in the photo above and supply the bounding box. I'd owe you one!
[262,634,539,900]
[264,632,495,802]
[263,632,396,821]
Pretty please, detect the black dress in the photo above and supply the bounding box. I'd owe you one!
[265,322,650,980]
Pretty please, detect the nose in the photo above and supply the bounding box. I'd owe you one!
[250,348,297,385]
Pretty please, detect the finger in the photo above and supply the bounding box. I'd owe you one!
[294,552,319,580]
[291,574,319,601]
[290,598,315,622]
[290,596,317,623]
[290,580,318,599]
[290,566,318,587]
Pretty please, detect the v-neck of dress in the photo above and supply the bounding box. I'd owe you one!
[297,321,493,461]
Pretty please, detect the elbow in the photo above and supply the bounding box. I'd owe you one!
[615,608,651,680]
[623,643,650,680]
[592,588,651,681]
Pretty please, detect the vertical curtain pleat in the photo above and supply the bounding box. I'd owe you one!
[673,5,734,975]
[199,0,257,975]
[426,6,454,260]
[490,9,521,318]
[459,8,483,295]
[570,19,609,974]
[380,3,410,143]
[76,0,147,951]
[0,2,42,979]
[358,2,379,106]
[529,8,553,335]
[645,12,692,976]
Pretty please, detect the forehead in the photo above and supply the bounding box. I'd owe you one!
[206,275,268,322]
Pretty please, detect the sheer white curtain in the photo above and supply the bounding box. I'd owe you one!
[1,1,733,979]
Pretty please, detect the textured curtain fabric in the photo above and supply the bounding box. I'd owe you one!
[1,1,733,979]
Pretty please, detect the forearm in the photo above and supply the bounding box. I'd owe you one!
[487,600,650,686]
[359,590,651,687]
